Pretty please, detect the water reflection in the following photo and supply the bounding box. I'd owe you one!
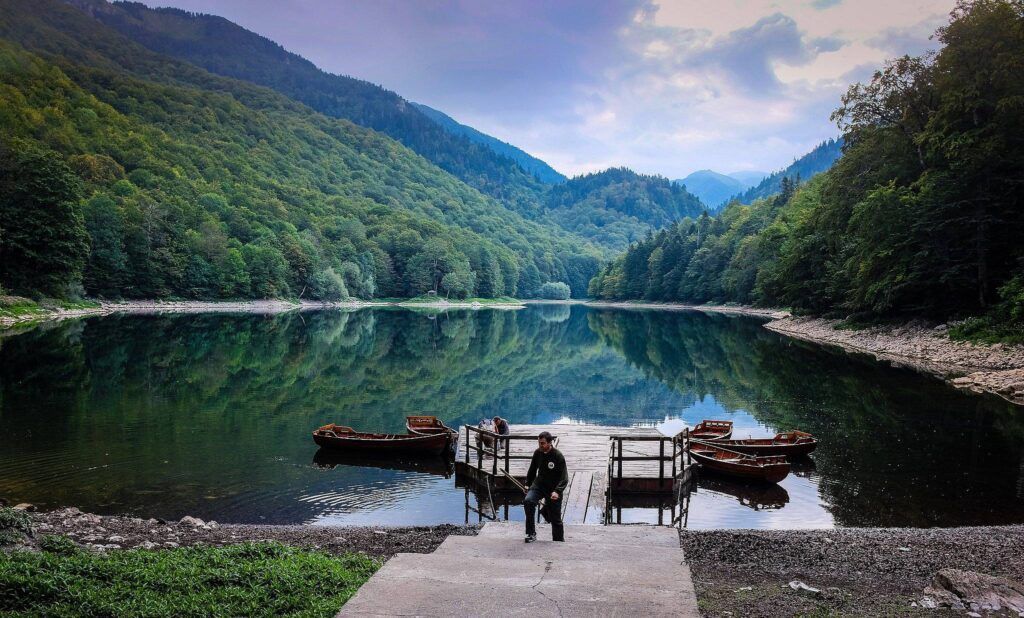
[1,306,1022,528]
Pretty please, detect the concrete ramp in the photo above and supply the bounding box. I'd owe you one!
[338,523,699,617]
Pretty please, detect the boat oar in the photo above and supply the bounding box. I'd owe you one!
[499,468,528,494]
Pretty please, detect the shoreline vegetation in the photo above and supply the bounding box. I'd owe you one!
[0,506,473,617]
[3,296,1022,405]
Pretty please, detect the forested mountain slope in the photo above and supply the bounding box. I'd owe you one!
[591,0,1024,339]
[0,0,602,300]
[63,0,552,215]
[731,139,843,204]
[411,103,566,184]
[543,168,706,251]
[58,0,702,253]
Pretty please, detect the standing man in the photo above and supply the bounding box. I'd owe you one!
[523,431,568,543]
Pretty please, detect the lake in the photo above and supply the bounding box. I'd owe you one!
[2,305,1023,529]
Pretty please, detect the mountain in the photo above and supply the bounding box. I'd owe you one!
[412,103,566,184]
[61,0,550,214]
[731,139,843,204]
[0,0,602,299]
[726,170,767,186]
[545,168,705,251]
[674,170,746,210]
[57,0,693,254]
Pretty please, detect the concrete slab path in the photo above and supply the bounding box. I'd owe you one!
[338,522,699,617]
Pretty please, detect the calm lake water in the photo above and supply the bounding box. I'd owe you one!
[2,305,1023,529]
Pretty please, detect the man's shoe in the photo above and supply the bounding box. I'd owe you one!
[524,534,537,543]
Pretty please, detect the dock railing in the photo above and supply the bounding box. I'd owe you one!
[606,430,692,493]
[462,424,546,479]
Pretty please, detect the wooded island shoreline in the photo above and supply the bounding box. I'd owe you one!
[3,298,1022,405]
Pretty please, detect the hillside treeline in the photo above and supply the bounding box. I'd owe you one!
[0,1,602,300]
[590,0,1024,335]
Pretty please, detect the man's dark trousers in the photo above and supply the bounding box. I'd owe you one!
[524,487,564,541]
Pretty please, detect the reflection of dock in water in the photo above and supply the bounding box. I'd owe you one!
[454,423,695,525]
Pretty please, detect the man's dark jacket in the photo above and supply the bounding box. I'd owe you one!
[526,447,569,495]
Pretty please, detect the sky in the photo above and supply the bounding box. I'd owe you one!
[140,0,954,179]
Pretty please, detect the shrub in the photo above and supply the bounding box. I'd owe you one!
[537,281,571,300]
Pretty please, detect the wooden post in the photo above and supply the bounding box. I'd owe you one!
[464,426,470,464]
[671,437,677,480]
[492,439,498,477]
[477,435,482,470]
[659,439,665,482]
[504,438,510,475]
[616,438,623,480]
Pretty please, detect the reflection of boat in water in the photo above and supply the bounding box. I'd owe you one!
[788,457,817,478]
[712,431,817,458]
[690,420,734,440]
[697,476,790,511]
[312,424,453,455]
[690,441,790,483]
[312,448,455,477]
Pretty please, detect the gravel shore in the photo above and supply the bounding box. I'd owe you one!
[0,298,526,328]
[765,316,1024,406]
[18,507,477,559]
[680,526,1024,617]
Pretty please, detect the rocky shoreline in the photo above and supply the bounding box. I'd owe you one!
[0,298,526,328]
[7,507,477,559]
[8,506,1024,616]
[764,316,1024,406]
[680,526,1024,617]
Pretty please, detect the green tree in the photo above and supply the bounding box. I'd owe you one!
[0,140,89,297]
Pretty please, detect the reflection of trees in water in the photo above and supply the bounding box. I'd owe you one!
[538,304,571,323]
[587,309,1024,526]
[0,307,617,517]
[3,307,1024,526]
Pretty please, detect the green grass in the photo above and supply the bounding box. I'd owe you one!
[396,295,521,304]
[0,295,44,319]
[0,539,379,617]
[949,316,1024,345]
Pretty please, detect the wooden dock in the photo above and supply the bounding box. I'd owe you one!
[455,423,693,525]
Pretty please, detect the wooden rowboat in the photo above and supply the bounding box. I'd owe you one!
[689,440,790,483]
[711,431,817,458]
[312,424,452,455]
[405,415,459,454]
[690,420,734,440]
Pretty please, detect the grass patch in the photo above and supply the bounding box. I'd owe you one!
[949,316,1024,345]
[0,540,378,617]
[0,507,33,545]
[398,295,521,304]
[0,296,44,319]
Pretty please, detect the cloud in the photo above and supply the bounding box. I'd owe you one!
[867,14,947,56]
[141,0,955,178]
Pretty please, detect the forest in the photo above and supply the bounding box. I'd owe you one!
[589,0,1024,338]
[0,0,609,301]
[0,0,716,303]
[57,0,702,252]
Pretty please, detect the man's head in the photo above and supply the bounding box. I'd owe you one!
[538,431,554,453]
[493,416,502,424]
